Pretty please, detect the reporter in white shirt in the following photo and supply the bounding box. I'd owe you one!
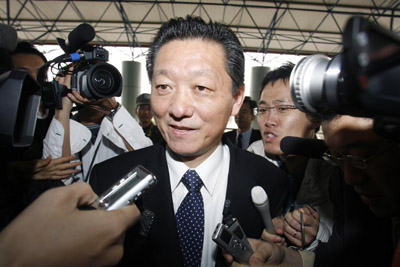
[43,73,152,184]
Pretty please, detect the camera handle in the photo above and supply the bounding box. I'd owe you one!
[42,80,71,110]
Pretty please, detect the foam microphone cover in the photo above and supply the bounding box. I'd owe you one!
[0,24,18,52]
[280,136,327,159]
[65,23,95,53]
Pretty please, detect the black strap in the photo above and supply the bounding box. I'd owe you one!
[84,140,102,183]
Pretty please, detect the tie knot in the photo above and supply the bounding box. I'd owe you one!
[181,170,202,192]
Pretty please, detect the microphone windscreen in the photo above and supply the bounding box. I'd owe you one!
[280,136,327,159]
[0,24,18,52]
[251,186,268,205]
[66,23,95,53]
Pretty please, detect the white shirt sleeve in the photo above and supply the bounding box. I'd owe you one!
[101,105,153,150]
[42,116,91,158]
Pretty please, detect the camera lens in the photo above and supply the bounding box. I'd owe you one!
[290,54,331,114]
[290,54,342,115]
[91,68,114,93]
[81,62,122,99]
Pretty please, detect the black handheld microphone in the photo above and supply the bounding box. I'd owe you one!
[58,23,95,53]
[280,136,327,159]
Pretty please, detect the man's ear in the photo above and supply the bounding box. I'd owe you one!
[231,85,245,116]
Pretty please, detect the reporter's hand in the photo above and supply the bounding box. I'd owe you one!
[265,217,286,246]
[0,182,140,267]
[223,238,303,267]
[55,67,94,109]
[260,228,286,247]
[284,205,319,247]
[86,97,119,115]
[67,89,94,106]
[32,155,82,180]
[55,70,74,114]
[7,155,82,180]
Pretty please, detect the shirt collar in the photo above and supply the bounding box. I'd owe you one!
[166,143,224,197]
[238,128,252,138]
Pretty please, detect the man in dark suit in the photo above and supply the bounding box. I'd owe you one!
[223,96,262,150]
[90,16,288,267]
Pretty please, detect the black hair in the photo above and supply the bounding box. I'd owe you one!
[146,15,244,95]
[11,41,47,63]
[243,96,257,115]
[260,62,322,128]
[260,62,294,92]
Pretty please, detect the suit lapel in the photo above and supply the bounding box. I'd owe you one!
[144,145,184,266]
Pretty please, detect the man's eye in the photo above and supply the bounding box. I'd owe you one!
[259,108,267,113]
[196,85,207,91]
[156,84,170,90]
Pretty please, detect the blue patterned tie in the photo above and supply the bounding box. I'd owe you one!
[176,170,204,267]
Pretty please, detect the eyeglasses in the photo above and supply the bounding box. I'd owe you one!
[253,105,297,116]
[323,146,392,170]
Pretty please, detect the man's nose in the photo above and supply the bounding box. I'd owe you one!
[264,110,279,127]
[169,88,194,119]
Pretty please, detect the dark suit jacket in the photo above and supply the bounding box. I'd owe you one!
[314,174,393,267]
[223,128,262,149]
[90,137,288,267]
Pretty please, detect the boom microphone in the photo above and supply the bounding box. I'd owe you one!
[58,23,95,53]
[0,24,18,52]
[251,186,275,234]
[280,136,327,159]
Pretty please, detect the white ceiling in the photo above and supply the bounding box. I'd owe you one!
[1,0,399,56]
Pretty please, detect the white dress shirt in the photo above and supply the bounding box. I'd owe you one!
[167,143,230,267]
[247,139,279,167]
[42,105,153,184]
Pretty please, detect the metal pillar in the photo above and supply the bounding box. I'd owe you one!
[121,60,141,118]
[250,66,270,130]
[250,66,270,102]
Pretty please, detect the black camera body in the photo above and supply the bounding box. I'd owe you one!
[0,23,123,148]
[0,70,41,147]
[69,47,122,100]
[40,24,123,109]
[290,16,400,139]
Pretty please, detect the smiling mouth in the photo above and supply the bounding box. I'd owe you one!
[169,125,195,134]
[171,125,192,130]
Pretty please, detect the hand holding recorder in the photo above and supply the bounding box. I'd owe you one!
[0,182,140,266]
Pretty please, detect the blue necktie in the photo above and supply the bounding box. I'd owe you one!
[176,170,204,267]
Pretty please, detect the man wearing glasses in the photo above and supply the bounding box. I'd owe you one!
[227,115,396,266]
[248,62,339,253]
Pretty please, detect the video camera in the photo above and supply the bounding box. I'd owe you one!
[290,16,400,140]
[0,23,122,148]
[39,23,123,109]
